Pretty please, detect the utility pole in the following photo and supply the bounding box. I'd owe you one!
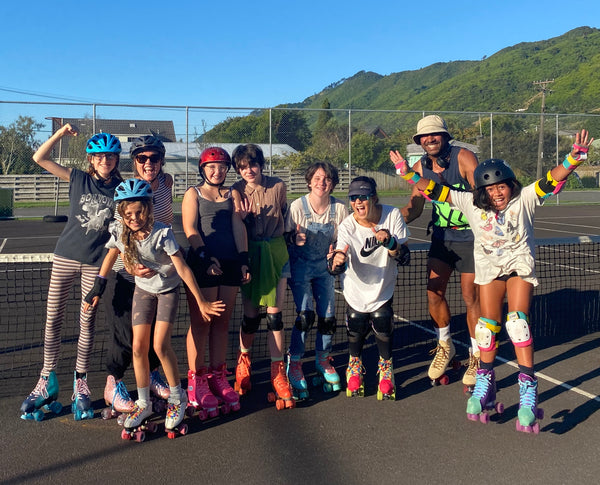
[533,79,554,178]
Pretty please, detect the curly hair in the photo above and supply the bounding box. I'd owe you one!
[116,199,154,270]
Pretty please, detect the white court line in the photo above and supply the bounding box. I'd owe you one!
[397,315,600,402]
[0,238,6,252]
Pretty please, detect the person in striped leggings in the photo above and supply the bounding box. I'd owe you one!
[20,123,122,421]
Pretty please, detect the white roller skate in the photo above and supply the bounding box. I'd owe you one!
[122,400,156,442]
[20,371,62,421]
[466,368,504,423]
[71,372,94,420]
[287,356,309,400]
[313,350,341,392]
[428,338,457,386]
[208,363,241,413]
[377,357,395,401]
[165,391,188,439]
[516,373,544,434]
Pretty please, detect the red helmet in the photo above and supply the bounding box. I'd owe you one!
[199,147,231,168]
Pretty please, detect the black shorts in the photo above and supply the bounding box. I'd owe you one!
[428,238,475,274]
[193,258,243,288]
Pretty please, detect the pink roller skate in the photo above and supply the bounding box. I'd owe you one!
[208,363,241,414]
[102,375,135,423]
[187,368,219,420]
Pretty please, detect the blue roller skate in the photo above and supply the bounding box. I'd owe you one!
[71,372,94,420]
[287,356,308,400]
[313,350,341,392]
[20,371,62,421]
[466,368,504,423]
[516,373,544,434]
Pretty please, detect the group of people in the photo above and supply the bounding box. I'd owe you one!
[19,116,592,434]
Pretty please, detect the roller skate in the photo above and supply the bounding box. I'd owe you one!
[101,375,135,423]
[345,356,364,397]
[71,372,94,420]
[121,400,157,442]
[466,368,504,423]
[20,371,62,421]
[186,368,219,420]
[515,373,544,434]
[287,356,309,400]
[208,363,241,413]
[234,350,252,396]
[267,360,296,410]
[313,350,341,393]
[462,349,480,395]
[165,391,188,439]
[150,369,169,414]
[428,338,459,386]
[377,357,396,401]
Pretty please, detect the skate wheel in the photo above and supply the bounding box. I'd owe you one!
[346,388,353,397]
[117,414,127,426]
[48,401,63,414]
[197,409,208,421]
[221,403,231,415]
[167,431,176,439]
[121,429,131,440]
[532,422,540,434]
[179,423,188,436]
[135,431,145,442]
[463,385,474,395]
[33,409,45,422]
[495,402,504,414]
[479,412,490,424]
[146,422,158,433]
[323,383,332,393]
[230,402,241,412]
[537,408,544,420]
[101,407,115,420]
[438,374,450,386]
[267,392,276,403]
[275,399,285,410]
[185,406,195,418]
[285,399,296,409]
[208,408,219,418]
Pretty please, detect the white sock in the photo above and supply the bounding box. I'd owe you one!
[436,326,451,341]
[137,386,150,406]
[470,339,479,354]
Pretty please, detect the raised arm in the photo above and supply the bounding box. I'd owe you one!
[32,123,78,181]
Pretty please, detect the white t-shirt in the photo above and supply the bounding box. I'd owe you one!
[106,221,181,293]
[336,205,409,312]
[450,184,541,286]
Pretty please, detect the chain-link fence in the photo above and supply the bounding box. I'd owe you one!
[1,101,600,200]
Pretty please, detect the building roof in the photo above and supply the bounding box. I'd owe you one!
[53,118,176,142]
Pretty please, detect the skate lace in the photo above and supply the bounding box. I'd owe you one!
[166,402,181,420]
[129,402,146,420]
[519,377,537,410]
[288,360,304,381]
[317,354,336,374]
[377,359,393,381]
[210,368,233,393]
[472,371,493,401]
[72,377,90,401]
[347,357,364,377]
[466,353,480,375]
[429,344,450,371]
[237,353,251,378]
[33,376,49,399]
[115,380,132,402]
[272,362,289,387]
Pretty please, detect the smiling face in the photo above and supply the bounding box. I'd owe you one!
[237,160,263,185]
[120,200,151,233]
[418,133,447,158]
[90,153,118,179]
[202,161,228,185]
[134,150,163,183]
[309,168,333,197]
[350,194,378,224]
[485,182,512,211]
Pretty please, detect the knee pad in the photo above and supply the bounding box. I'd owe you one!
[266,312,284,331]
[371,306,394,336]
[475,317,501,352]
[317,316,336,336]
[506,311,532,347]
[346,310,371,337]
[294,310,315,332]
[241,314,262,334]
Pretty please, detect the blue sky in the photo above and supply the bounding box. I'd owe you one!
[1,0,599,133]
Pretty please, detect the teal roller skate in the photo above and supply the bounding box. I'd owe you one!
[515,373,544,434]
[287,356,308,400]
[376,357,395,401]
[71,372,94,420]
[313,350,341,392]
[20,371,62,421]
[466,368,504,423]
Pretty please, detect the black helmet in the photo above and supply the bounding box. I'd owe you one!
[474,159,516,189]
[129,135,166,158]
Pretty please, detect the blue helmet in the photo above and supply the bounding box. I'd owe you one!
[114,178,153,202]
[86,133,122,154]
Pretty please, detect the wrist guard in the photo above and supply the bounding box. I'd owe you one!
[84,275,107,304]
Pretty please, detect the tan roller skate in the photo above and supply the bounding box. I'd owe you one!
[462,349,480,394]
[428,338,458,386]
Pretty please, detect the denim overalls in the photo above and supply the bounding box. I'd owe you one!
[288,195,337,355]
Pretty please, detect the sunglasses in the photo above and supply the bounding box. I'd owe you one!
[135,154,162,164]
[349,194,371,202]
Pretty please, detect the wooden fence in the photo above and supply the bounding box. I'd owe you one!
[0,169,408,202]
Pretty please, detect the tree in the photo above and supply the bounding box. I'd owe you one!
[0,116,44,174]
